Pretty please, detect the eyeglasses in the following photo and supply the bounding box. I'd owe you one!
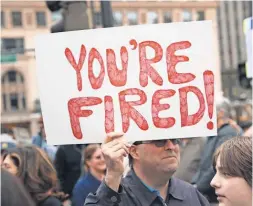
[133,139,182,148]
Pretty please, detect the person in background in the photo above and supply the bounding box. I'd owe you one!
[32,116,46,147]
[72,144,106,206]
[1,169,35,206]
[1,127,16,141]
[174,137,206,183]
[54,144,85,198]
[32,116,58,161]
[2,146,66,206]
[84,133,209,206]
[191,95,243,205]
[211,136,252,206]
[1,127,17,166]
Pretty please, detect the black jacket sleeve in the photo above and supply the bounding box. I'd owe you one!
[39,196,62,206]
[54,147,66,193]
[195,189,210,206]
[84,181,123,206]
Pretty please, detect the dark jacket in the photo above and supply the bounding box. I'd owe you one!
[84,169,209,206]
[192,123,243,203]
[72,172,101,206]
[54,145,84,196]
[38,196,62,206]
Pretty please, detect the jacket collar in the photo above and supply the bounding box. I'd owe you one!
[123,169,185,205]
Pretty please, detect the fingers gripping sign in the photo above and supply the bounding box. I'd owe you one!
[102,132,130,192]
[103,132,130,175]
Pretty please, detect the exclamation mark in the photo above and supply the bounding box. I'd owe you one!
[203,70,214,130]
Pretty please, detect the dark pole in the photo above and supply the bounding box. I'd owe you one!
[100,0,114,28]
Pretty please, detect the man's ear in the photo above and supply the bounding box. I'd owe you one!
[129,145,140,161]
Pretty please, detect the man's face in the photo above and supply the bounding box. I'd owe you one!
[86,148,106,173]
[133,140,180,175]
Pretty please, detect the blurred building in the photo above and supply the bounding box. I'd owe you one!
[89,0,222,92]
[1,1,52,137]
[217,1,252,99]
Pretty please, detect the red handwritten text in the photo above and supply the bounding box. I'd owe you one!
[65,40,195,90]
[65,40,215,140]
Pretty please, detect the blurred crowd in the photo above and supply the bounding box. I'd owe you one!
[1,94,252,206]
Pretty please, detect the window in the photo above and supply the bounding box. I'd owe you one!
[34,99,41,112]
[196,11,205,21]
[182,10,192,22]
[1,75,5,84]
[127,12,138,25]
[163,11,172,23]
[22,93,26,109]
[36,11,46,26]
[20,75,24,83]
[2,94,7,111]
[147,11,158,24]
[10,93,19,110]
[1,70,26,112]
[8,71,17,83]
[94,12,102,27]
[1,11,5,27]
[1,38,24,54]
[2,70,24,83]
[52,11,62,23]
[113,11,123,26]
[249,1,253,17]
[243,1,252,18]
[12,11,22,26]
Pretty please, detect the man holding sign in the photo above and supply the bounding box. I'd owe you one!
[84,133,209,206]
[35,20,217,205]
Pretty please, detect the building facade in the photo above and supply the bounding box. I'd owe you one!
[89,0,221,92]
[1,1,52,138]
[217,1,252,99]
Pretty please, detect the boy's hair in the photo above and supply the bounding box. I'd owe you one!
[213,136,252,187]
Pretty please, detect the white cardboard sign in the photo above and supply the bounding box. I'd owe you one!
[35,21,217,145]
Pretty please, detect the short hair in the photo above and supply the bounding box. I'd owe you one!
[83,144,100,171]
[213,136,252,187]
[216,95,233,119]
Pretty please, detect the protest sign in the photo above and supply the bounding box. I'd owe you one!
[35,20,217,145]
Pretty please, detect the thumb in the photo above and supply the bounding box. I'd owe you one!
[104,132,124,143]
